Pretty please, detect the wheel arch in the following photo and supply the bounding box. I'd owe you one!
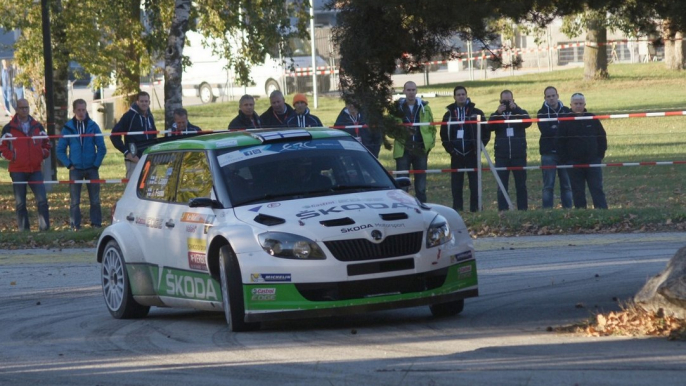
[96,225,146,264]
[207,236,231,282]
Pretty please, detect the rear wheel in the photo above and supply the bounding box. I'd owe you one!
[429,299,464,318]
[199,83,215,104]
[101,240,150,319]
[219,245,259,332]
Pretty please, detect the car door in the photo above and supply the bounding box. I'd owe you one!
[164,151,216,273]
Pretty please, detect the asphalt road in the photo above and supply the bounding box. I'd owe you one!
[1,232,685,385]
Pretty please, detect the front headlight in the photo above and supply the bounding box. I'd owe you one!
[426,215,452,248]
[258,232,326,260]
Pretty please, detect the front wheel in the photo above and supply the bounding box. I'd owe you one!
[429,299,464,318]
[101,240,150,319]
[219,245,259,332]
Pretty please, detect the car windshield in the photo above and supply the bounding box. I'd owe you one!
[216,137,396,206]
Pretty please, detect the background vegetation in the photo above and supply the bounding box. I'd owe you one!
[1,62,685,248]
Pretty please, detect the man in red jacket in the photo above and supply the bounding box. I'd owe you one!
[0,99,51,231]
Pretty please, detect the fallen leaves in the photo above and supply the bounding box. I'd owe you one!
[555,302,686,340]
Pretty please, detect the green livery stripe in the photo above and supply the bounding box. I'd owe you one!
[244,260,478,312]
[127,264,222,302]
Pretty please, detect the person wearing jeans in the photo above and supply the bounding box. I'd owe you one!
[57,99,107,230]
[537,86,572,209]
[556,93,608,209]
[0,99,51,231]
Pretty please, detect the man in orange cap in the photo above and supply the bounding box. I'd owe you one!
[286,93,323,128]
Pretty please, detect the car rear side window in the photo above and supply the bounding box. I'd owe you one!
[137,152,181,202]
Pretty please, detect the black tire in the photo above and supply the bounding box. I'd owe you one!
[101,240,150,319]
[219,245,259,332]
[429,299,464,318]
[265,79,280,96]
[199,83,215,104]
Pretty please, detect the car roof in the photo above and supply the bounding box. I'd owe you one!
[147,127,350,153]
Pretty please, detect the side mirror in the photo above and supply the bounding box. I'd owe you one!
[188,197,223,209]
[395,177,412,192]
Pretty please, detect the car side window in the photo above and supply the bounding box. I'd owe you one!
[137,152,181,202]
[175,151,212,204]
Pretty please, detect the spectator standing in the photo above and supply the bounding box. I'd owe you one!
[440,85,488,212]
[167,108,202,137]
[391,81,435,203]
[334,102,382,157]
[260,90,294,128]
[56,99,107,230]
[0,98,51,231]
[228,94,262,130]
[286,93,323,128]
[537,86,572,209]
[111,91,157,180]
[488,90,532,211]
[1,59,13,116]
[556,93,608,209]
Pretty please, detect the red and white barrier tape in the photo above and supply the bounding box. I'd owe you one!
[1,109,685,142]
[390,161,686,175]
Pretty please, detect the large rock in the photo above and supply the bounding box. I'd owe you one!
[635,246,686,320]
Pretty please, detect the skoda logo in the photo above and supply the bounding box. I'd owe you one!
[371,230,383,241]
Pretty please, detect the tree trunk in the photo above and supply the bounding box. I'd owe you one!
[663,20,684,71]
[113,0,145,119]
[164,0,191,130]
[52,0,69,139]
[584,11,608,80]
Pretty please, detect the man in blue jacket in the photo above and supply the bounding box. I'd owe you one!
[286,94,323,128]
[488,90,532,211]
[57,99,107,230]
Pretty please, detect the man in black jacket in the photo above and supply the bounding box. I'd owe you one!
[228,95,262,130]
[167,108,202,136]
[556,93,608,209]
[111,91,157,180]
[440,85,489,212]
[260,91,294,128]
[488,90,531,211]
[537,86,572,209]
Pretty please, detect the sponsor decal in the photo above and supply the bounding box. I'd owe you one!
[341,224,373,233]
[250,273,292,283]
[267,203,281,208]
[135,216,163,229]
[181,212,208,223]
[187,237,206,253]
[251,287,276,301]
[188,252,208,271]
[186,225,198,233]
[458,264,473,279]
[249,206,262,212]
[162,270,219,301]
[374,223,406,228]
[303,200,335,209]
[296,203,416,220]
[453,250,473,262]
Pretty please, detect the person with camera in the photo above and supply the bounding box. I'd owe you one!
[488,90,531,211]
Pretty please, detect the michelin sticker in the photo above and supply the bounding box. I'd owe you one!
[251,273,292,283]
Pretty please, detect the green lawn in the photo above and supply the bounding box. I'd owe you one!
[1,62,685,246]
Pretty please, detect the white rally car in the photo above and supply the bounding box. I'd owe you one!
[97,128,478,331]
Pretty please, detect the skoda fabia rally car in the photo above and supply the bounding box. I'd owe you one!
[97,128,478,331]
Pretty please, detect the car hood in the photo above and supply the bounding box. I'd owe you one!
[233,190,434,241]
